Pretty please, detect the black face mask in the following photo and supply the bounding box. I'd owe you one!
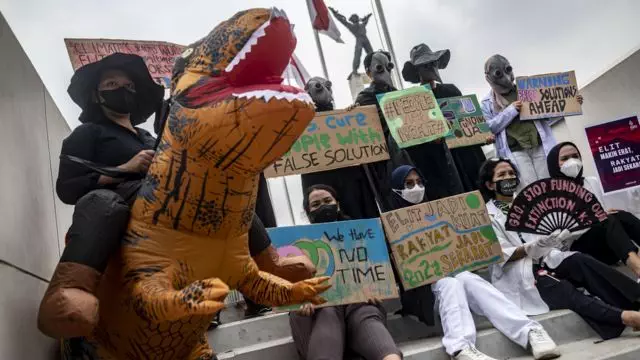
[495,178,519,197]
[99,87,138,114]
[309,204,339,224]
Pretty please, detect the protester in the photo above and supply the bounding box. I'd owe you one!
[480,158,640,340]
[481,55,583,188]
[301,76,379,219]
[289,184,402,360]
[402,43,483,194]
[391,165,559,360]
[546,141,640,276]
[354,50,414,213]
[38,53,164,338]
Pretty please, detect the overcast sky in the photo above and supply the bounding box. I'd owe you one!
[2,0,639,224]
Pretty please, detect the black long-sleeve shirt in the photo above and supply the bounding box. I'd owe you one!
[57,118,155,205]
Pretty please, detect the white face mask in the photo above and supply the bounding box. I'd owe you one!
[560,158,583,178]
[395,185,425,204]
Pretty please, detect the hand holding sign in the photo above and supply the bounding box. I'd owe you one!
[268,219,398,309]
[505,178,608,235]
[516,71,582,120]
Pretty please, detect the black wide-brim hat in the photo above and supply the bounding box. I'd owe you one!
[402,43,451,83]
[67,53,164,125]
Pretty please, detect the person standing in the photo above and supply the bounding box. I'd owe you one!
[300,76,379,220]
[402,43,488,193]
[480,55,583,188]
[354,50,414,213]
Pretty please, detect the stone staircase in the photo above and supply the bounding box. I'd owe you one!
[209,266,640,359]
[208,306,640,360]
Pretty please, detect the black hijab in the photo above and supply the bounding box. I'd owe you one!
[389,165,428,210]
[546,141,584,184]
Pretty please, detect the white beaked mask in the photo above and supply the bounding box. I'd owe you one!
[396,185,425,204]
[560,158,583,178]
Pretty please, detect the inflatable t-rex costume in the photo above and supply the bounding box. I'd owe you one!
[60,8,329,359]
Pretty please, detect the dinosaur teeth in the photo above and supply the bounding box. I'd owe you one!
[225,19,270,73]
[233,90,313,105]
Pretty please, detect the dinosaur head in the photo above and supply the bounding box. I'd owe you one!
[173,8,311,105]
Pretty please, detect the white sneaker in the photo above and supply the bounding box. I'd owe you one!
[529,328,561,360]
[453,346,498,360]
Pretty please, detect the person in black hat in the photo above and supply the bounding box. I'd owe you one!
[400,44,466,199]
[403,43,493,193]
[38,53,164,339]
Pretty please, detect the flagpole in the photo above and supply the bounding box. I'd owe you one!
[372,0,403,89]
[306,2,330,79]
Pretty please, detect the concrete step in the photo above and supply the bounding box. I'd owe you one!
[214,310,597,360]
[507,331,640,360]
[210,300,495,354]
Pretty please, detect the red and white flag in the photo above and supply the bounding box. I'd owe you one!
[282,53,311,88]
[307,0,344,43]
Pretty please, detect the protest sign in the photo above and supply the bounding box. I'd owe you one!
[437,95,491,148]
[64,38,185,88]
[585,116,640,193]
[516,71,582,120]
[267,219,398,308]
[263,105,389,178]
[381,191,501,290]
[506,178,608,235]
[376,85,451,149]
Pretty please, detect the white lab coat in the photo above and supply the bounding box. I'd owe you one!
[487,199,578,315]
[480,92,557,165]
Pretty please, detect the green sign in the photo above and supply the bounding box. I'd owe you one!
[437,94,491,148]
[376,85,451,148]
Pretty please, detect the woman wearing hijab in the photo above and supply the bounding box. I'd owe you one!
[546,141,640,277]
[289,184,402,360]
[480,158,640,341]
[38,53,164,338]
[480,55,583,189]
[390,165,558,360]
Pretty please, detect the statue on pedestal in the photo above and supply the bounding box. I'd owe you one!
[329,6,373,79]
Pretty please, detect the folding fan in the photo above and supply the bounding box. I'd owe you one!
[505,178,608,235]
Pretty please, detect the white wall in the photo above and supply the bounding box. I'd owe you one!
[0,12,72,359]
[552,48,640,213]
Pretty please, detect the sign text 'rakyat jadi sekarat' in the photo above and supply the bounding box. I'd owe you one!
[381,191,502,290]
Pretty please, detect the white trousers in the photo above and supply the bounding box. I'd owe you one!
[432,271,542,355]
[511,145,549,189]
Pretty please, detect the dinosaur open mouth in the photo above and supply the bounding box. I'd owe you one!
[225,8,310,103]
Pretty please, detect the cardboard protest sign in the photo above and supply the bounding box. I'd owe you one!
[381,191,501,290]
[64,38,185,88]
[437,95,491,148]
[376,85,451,149]
[585,116,640,193]
[267,219,398,309]
[516,71,582,120]
[264,106,389,178]
[506,178,608,235]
